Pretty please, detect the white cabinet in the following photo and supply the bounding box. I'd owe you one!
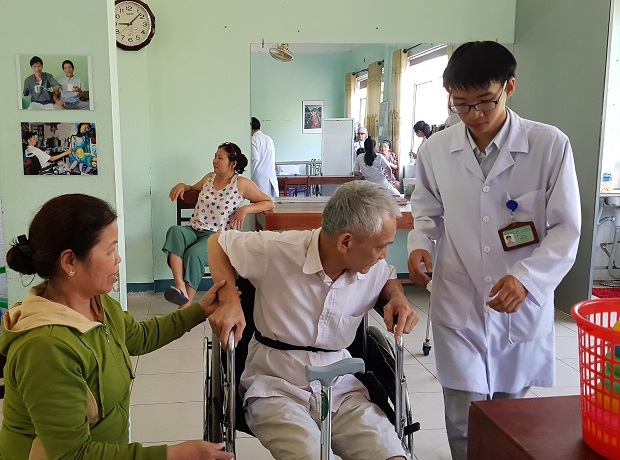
[321,118,355,176]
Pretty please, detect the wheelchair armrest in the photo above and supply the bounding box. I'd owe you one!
[305,358,365,387]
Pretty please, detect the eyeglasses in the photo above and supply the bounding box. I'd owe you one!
[448,81,507,114]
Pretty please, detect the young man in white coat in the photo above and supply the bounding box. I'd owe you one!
[407,41,581,460]
[251,117,279,197]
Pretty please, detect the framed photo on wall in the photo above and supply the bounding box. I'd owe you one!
[302,100,323,134]
[16,55,94,110]
[21,122,97,175]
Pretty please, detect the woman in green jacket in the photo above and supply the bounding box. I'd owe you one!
[0,194,233,460]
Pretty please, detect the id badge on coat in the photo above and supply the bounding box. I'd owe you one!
[498,221,539,251]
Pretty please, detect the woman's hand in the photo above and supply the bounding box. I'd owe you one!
[229,206,247,230]
[167,441,234,460]
[169,183,188,201]
[197,279,240,317]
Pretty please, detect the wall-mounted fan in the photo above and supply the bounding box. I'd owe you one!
[269,43,294,62]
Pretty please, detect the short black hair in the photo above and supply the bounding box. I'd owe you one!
[62,59,74,70]
[443,41,517,91]
[251,117,261,130]
[30,56,43,67]
[22,131,36,143]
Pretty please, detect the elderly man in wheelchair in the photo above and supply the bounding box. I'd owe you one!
[207,181,420,460]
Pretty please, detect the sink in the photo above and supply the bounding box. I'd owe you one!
[605,196,620,207]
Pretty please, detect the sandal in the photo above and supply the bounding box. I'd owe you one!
[164,286,189,306]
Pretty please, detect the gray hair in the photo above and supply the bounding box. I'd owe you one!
[322,181,401,238]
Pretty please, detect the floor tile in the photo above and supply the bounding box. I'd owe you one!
[131,371,203,405]
[412,428,452,460]
[123,290,588,456]
[555,335,579,360]
[137,347,203,374]
[410,392,446,430]
[130,401,203,443]
[529,386,580,397]
[404,363,441,393]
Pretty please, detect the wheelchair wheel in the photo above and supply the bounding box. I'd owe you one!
[204,333,237,456]
[366,326,418,459]
[204,337,224,443]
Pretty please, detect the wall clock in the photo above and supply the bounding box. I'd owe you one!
[114,0,155,51]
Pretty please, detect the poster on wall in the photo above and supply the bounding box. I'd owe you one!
[16,54,93,110]
[302,100,323,134]
[0,201,7,314]
[21,122,97,175]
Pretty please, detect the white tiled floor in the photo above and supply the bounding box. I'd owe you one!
[0,286,580,458]
[123,284,581,459]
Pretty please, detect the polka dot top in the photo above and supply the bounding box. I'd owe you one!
[190,173,244,233]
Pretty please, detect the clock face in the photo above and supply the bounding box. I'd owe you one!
[115,0,155,51]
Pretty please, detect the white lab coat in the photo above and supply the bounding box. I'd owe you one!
[407,109,581,394]
[251,130,279,197]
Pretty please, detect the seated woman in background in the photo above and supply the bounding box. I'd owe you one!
[354,137,400,196]
[163,142,274,308]
[379,139,401,192]
[0,193,233,460]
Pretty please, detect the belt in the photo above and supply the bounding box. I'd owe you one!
[254,330,339,353]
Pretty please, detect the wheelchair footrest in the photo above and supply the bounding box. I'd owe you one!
[404,422,420,436]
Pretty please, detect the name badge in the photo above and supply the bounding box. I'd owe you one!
[498,221,539,251]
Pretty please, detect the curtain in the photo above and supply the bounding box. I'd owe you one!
[446,44,456,58]
[365,61,382,139]
[390,48,407,169]
[344,72,355,118]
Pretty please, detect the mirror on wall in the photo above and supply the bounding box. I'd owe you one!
[250,42,451,183]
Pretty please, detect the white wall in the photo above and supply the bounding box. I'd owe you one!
[117,0,517,285]
[0,0,124,305]
[512,0,612,311]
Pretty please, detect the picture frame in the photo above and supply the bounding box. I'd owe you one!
[17,54,94,110]
[302,100,323,134]
[21,122,97,176]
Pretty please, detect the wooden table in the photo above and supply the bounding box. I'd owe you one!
[278,175,362,196]
[255,197,413,231]
[468,395,604,459]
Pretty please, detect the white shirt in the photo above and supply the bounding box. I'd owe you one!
[25,146,51,168]
[354,154,400,195]
[218,229,396,408]
[251,130,278,197]
[407,108,581,395]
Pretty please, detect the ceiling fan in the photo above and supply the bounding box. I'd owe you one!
[269,43,294,62]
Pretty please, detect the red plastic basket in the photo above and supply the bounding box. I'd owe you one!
[571,299,620,460]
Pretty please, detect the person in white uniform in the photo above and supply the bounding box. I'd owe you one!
[406,41,581,460]
[251,117,278,197]
[208,181,419,460]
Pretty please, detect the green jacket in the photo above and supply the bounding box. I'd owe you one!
[0,283,207,459]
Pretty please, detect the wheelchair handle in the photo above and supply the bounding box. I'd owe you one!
[305,358,365,387]
[227,329,236,353]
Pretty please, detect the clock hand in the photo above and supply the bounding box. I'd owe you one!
[119,10,145,35]
[129,10,143,26]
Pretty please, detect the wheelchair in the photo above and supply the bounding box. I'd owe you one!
[203,277,420,458]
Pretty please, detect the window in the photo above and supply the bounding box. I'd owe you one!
[351,68,384,131]
[354,74,368,130]
[400,46,449,156]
